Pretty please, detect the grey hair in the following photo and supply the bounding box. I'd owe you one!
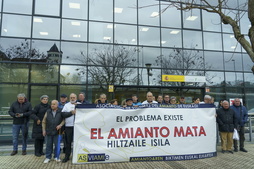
[204,95,211,99]
[17,93,26,98]
[40,95,49,100]
[171,96,176,100]
[79,92,85,96]
[222,100,229,104]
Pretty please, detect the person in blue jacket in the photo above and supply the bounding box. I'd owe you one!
[230,98,248,152]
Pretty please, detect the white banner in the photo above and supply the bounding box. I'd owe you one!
[73,105,216,164]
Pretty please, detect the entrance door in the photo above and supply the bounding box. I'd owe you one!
[29,85,58,107]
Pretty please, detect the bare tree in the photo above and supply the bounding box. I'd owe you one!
[76,45,137,88]
[154,0,254,72]
[156,48,214,95]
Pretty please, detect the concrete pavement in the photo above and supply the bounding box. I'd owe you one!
[0,143,254,169]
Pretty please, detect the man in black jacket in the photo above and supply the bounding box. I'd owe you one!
[8,93,32,156]
[216,100,238,154]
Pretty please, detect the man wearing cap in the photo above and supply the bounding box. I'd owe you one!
[9,93,32,156]
[125,98,134,107]
[58,94,68,109]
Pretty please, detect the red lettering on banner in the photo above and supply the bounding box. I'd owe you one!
[108,128,118,139]
[118,128,131,139]
[135,127,144,138]
[90,128,104,139]
[160,127,170,137]
[199,126,206,136]
[174,126,206,137]
[90,128,97,139]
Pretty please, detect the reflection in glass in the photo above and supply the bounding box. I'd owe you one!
[203,32,222,51]
[89,0,113,22]
[60,85,88,101]
[31,64,59,83]
[161,28,182,48]
[89,22,113,43]
[244,73,254,87]
[204,51,223,70]
[139,47,160,67]
[140,68,161,86]
[115,0,137,24]
[224,53,242,71]
[3,0,32,14]
[139,26,160,46]
[202,10,221,32]
[0,84,28,109]
[87,44,138,85]
[61,42,87,64]
[33,17,60,39]
[223,34,241,52]
[60,65,86,84]
[205,87,225,102]
[225,72,243,87]
[205,71,224,87]
[245,88,254,109]
[161,49,205,70]
[31,40,60,62]
[35,0,60,16]
[2,14,31,38]
[183,30,203,49]
[62,0,88,19]
[62,19,87,41]
[138,0,159,26]
[0,63,29,83]
[30,85,57,108]
[115,24,137,44]
[161,7,181,28]
[242,54,252,72]
[183,9,201,29]
[240,13,251,35]
[225,87,243,99]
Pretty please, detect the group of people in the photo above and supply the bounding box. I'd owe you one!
[8,91,249,164]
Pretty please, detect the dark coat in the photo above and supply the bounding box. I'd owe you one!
[45,108,63,136]
[30,103,50,139]
[8,99,32,125]
[230,104,248,127]
[216,107,238,132]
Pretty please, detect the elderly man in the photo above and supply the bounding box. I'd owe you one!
[230,98,248,152]
[8,93,32,156]
[61,93,77,163]
[216,100,238,154]
[142,92,158,105]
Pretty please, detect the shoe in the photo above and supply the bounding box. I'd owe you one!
[54,158,61,162]
[10,151,18,156]
[240,148,248,152]
[234,148,238,152]
[22,150,27,155]
[221,150,225,154]
[228,151,234,154]
[40,152,45,155]
[62,157,69,163]
[44,158,50,163]
[35,153,41,157]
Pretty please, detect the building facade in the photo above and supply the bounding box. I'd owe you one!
[0,0,253,111]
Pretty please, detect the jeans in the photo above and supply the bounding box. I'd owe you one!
[12,123,29,151]
[45,135,58,159]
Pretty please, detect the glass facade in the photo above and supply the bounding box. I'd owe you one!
[0,0,253,113]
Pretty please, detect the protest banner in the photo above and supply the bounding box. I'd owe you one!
[73,104,216,164]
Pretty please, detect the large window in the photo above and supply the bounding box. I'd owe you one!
[3,0,32,14]
[34,0,60,16]
[62,19,87,41]
[2,14,31,38]
[115,0,137,24]
[0,63,29,83]
[89,0,113,22]
[62,0,88,19]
